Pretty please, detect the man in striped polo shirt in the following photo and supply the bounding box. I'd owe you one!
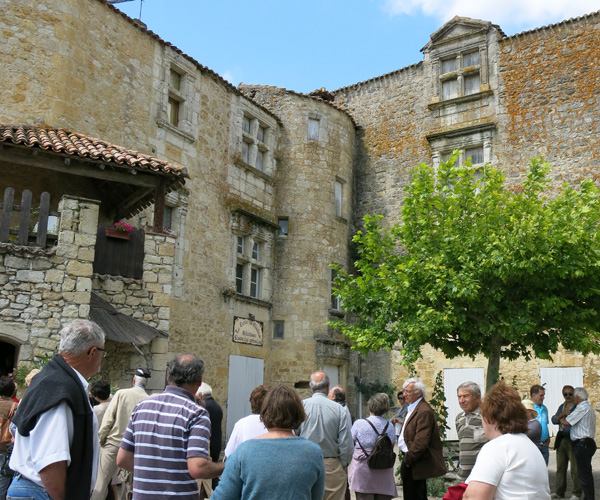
[117,355,225,499]
[455,381,488,482]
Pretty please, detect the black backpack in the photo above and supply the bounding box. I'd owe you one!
[356,419,396,469]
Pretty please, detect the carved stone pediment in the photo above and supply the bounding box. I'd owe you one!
[423,17,499,51]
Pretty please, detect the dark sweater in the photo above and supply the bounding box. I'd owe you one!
[12,354,94,500]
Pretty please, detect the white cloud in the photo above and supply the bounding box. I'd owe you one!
[222,70,238,86]
[381,0,598,28]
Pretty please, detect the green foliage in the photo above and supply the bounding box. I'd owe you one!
[12,355,52,387]
[330,154,600,389]
[429,371,454,471]
[354,376,397,401]
[427,477,448,497]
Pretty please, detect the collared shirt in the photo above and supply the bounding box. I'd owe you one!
[120,385,211,500]
[10,366,99,493]
[297,392,353,467]
[397,397,422,453]
[455,406,487,480]
[566,400,596,440]
[534,403,549,442]
[551,401,577,433]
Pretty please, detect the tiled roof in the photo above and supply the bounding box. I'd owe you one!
[0,124,188,178]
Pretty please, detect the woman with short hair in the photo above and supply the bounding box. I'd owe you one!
[463,381,551,500]
[212,384,325,500]
[348,393,397,500]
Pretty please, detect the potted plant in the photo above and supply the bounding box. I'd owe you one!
[105,221,134,240]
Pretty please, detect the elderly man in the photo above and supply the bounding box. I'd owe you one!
[91,367,151,500]
[197,382,223,489]
[455,381,487,482]
[8,320,105,500]
[562,387,597,500]
[328,385,353,430]
[551,385,582,500]
[298,371,353,500]
[531,384,550,465]
[398,377,446,500]
[117,355,224,499]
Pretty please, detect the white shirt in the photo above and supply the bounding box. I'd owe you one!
[397,397,422,453]
[224,414,267,458]
[566,400,596,440]
[466,433,550,500]
[10,366,99,493]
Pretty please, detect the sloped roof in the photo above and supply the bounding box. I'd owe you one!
[0,124,188,178]
[90,292,167,345]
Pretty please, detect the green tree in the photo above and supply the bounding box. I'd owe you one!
[330,154,600,390]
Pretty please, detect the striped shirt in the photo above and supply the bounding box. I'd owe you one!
[120,385,211,500]
[566,400,596,440]
[455,407,488,480]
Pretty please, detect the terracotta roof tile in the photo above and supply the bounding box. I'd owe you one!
[0,124,188,179]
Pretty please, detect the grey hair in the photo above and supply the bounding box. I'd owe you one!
[310,372,330,393]
[457,381,482,398]
[168,355,204,386]
[574,387,589,400]
[58,320,105,355]
[133,375,148,387]
[368,393,390,416]
[403,377,427,399]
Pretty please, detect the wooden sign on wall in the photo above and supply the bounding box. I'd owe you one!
[233,316,263,346]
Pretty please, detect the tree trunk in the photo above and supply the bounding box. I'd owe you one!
[486,332,503,391]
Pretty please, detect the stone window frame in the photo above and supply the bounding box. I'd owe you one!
[273,320,285,340]
[334,175,348,222]
[429,124,495,170]
[231,212,275,304]
[240,112,273,174]
[330,267,341,312]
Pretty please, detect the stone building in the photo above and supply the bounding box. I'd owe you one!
[1,0,599,442]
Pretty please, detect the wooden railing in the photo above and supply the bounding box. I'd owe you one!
[0,187,59,247]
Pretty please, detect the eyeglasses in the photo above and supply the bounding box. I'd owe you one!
[563,392,573,397]
[96,347,108,358]
[403,389,415,394]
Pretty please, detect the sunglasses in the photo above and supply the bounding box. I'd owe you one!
[563,392,573,396]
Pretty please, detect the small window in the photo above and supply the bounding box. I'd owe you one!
[273,321,284,339]
[463,51,480,67]
[255,150,264,171]
[236,263,244,294]
[250,267,260,298]
[278,218,289,236]
[242,116,251,134]
[242,141,250,163]
[464,73,480,96]
[308,119,320,141]
[442,58,458,74]
[442,80,458,100]
[334,181,343,218]
[168,97,180,126]
[465,146,484,165]
[252,241,260,260]
[257,126,265,143]
[237,236,245,254]
[331,269,340,311]
[170,69,181,91]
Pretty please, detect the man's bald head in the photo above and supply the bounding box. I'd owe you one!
[310,371,330,394]
[328,386,346,403]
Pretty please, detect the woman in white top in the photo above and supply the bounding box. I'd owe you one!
[464,381,551,500]
[224,385,270,458]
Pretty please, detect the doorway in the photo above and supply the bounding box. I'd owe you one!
[226,355,264,440]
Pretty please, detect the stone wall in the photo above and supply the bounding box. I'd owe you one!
[0,195,99,360]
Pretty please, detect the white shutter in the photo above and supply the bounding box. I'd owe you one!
[540,366,583,436]
[226,355,264,439]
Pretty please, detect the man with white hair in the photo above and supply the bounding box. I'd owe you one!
[562,387,597,500]
[398,377,446,500]
[197,382,223,489]
[8,319,106,500]
[455,381,487,481]
[298,371,353,500]
[91,367,151,500]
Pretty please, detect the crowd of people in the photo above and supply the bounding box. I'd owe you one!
[0,319,597,500]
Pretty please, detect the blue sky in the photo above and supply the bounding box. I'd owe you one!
[114,0,598,94]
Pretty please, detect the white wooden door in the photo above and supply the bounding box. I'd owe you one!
[540,366,583,436]
[226,355,264,439]
[444,368,485,441]
[323,364,340,388]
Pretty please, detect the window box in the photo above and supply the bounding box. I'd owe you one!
[105,227,131,240]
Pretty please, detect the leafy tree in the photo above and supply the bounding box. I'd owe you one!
[330,153,600,390]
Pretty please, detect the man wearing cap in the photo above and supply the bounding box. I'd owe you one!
[90,368,150,500]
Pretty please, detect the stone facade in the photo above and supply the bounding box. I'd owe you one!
[2,0,600,443]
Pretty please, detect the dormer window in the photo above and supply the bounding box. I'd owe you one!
[440,50,481,101]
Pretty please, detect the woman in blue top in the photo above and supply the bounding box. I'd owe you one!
[212,384,325,500]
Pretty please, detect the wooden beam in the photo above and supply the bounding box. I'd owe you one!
[0,147,161,188]
[153,178,166,233]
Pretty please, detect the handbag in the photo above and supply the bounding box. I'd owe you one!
[0,403,17,447]
[0,443,14,478]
